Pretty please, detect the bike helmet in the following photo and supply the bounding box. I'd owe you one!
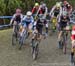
[26,11,32,16]
[35,3,39,6]
[56,2,61,8]
[42,3,46,7]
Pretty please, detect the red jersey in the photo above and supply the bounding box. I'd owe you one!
[32,7,42,14]
[71,30,75,40]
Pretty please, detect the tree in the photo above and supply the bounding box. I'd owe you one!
[7,0,23,15]
[0,0,6,15]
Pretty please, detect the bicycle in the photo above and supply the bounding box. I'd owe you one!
[31,32,40,60]
[59,29,68,54]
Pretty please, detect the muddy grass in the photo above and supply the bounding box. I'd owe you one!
[0,29,73,66]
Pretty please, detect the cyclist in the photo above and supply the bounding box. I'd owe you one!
[37,3,48,35]
[32,15,44,41]
[62,0,72,16]
[10,8,23,32]
[71,25,75,63]
[58,12,70,48]
[50,2,62,23]
[22,11,34,34]
[32,3,42,15]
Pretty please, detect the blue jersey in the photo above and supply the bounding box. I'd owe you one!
[22,15,34,23]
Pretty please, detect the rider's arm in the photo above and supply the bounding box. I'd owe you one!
[10,14,15,25]
[58,15,62,23]
[31,16,34,24]
[59,7,62,17]
[20,14,23,23]
[22,15,26,21]
[43,7,48,19]
[49,5,56,16]
[70,5,72,14]
[58,7,62,22]
[36,5,42,16]
[32,7,35,14]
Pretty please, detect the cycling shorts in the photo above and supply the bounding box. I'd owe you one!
[59,22,67,31]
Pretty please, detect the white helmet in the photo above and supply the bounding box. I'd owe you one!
[26,11,32,16]
[56,2,61,8]
[42,3,46,7]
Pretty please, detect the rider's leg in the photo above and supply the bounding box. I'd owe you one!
[58,31,62,41]
[58,27,63,48]
[45,23,48,34]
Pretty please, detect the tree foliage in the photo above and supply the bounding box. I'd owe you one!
[0,0,6,16]
[0,0,75,15]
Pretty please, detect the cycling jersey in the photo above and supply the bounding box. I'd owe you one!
[71,30,75,40]
[22,15,34,27]
[36,19,44,34]
[54,8,60,17]
[36,5,48,18]
[36,19,43,28]
[50,5,62,22]
[32,7,42,14]
[41,7,46,14]
[59,16,70,30]
[11,14,23,24]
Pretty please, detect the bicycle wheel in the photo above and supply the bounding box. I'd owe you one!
[32,45,39,60]
[63,42,66,54]
[35,43,39,58]
[71,52,74,64]
[63,33,67,54]
[12,33,16,45]
[71,53,75,66]
[19,36,23,50]
[32,39,39,60]
[12,31,18,46]
[19,30,27,50]
[58,40,63,49]
[32,47,36,60]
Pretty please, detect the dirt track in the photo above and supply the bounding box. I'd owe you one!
[0,29,73,66]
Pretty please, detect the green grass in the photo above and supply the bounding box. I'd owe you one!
[0,29,12,45]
